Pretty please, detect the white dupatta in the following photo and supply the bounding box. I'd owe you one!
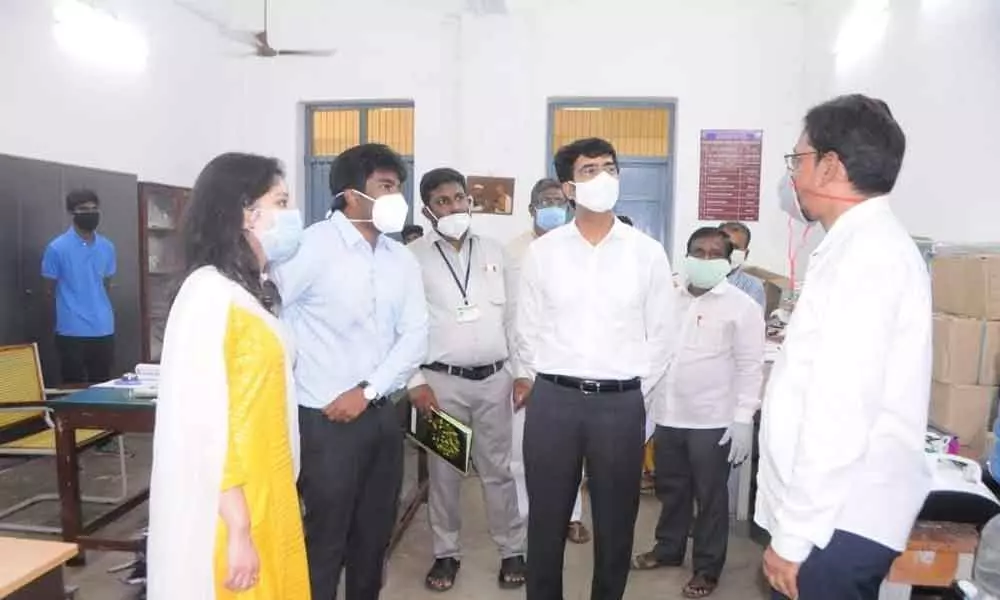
[146,267,299,600]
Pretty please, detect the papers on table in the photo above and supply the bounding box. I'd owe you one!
[94,363,160,399]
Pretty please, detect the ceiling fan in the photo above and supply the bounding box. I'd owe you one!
[174,0,336,58]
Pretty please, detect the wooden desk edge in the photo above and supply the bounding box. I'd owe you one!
[0,538,78,597]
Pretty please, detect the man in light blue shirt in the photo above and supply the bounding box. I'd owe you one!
[272,143,428,600]
[719,221,767,311]
[42,189,117,385]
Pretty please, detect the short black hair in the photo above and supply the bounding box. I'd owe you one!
[402,224,424,239]
[553,138,618,183]
[719,221,751,246]
[803,94,906,196]
[419,168,466,205]
[617,214,634,226]
[66,189,99,212]
[329,143,408,211]
[687,226,734,258]
[529,178,562,209]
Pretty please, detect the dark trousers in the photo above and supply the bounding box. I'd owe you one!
[523,376,645,600]
[298,402,404,600]
[771,530,899,600]
[652,426,731,579]
[55,334,114,385]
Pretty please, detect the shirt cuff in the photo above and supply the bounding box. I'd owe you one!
[770,530,814,563]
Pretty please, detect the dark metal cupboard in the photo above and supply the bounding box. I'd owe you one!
[0,154,141,385]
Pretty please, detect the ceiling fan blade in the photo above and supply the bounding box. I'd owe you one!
[274,49,337,57]
[173,0,261,48]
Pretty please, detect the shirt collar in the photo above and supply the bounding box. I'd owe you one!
[812,195,891,257]
[426,227,476,249]
[567,216,629,244]
[68,227,96,245]
[330,210,388,250]
[681,279,731,299]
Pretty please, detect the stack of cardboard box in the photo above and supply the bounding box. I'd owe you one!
[931,253,1000,457]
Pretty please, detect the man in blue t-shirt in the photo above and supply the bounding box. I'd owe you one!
[41,189,117,385]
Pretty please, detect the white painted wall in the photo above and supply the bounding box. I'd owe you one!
[7,0,993,275]
[0,0,245,186]
[801,0,1000,246]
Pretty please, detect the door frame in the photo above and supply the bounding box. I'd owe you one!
[303,100,416,226]
[545,97,678,256]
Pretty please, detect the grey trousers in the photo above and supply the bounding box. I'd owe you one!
[425,368,527,559]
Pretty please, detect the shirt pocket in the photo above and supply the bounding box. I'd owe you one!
[689,319,729,352]
[482,266,506,305]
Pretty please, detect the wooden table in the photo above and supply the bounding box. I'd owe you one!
[47,388,155,565]
[47,388,429,563]
[0,537,77,599]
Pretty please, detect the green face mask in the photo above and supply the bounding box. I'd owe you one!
[684,256,731,289]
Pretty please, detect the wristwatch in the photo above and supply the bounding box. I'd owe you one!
[359,381,377,402]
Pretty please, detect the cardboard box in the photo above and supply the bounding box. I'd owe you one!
[933,314,1000,385]
[886,521,977,587]
[930,382,997,451]
[932,254,1000,319]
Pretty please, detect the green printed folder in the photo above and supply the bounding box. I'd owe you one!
[408,406,473,475]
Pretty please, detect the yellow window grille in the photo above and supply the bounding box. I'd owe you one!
[367,107,414,156]
[311,109,361,156]
[551,106,671,157]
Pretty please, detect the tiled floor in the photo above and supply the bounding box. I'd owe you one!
[0,435,770,599]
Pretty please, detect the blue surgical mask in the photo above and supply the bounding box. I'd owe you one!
[535,205,568,231]
[255,208,304,264]
[684,256,731,290]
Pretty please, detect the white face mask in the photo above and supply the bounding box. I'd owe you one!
[572,171,620,213]
[778,172,810,224]
[730,249,747,269]
[434,211,471,240]
[346,190,409,234]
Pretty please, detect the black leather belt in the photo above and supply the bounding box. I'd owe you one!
[539,373,641,394]
[422,360,505,381]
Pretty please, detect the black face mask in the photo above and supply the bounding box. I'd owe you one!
[73,211,100,232]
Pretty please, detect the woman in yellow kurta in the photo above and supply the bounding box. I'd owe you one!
[147,153,309,599]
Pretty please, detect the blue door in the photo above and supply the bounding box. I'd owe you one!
[616,159,673,257]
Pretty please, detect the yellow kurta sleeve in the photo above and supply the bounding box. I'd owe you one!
[220,304,269,490]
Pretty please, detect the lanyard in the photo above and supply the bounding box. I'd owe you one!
[434,238,474,306]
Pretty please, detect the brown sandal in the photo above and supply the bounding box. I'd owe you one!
[682,573,719,598]
[631,551,680,570]
[567,521,591,544]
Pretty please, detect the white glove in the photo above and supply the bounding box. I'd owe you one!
[718,421,753,465]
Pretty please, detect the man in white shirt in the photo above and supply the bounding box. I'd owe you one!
[633,226,763,598]
[758,94,932,600]
[506,178,591,545]
[516,138,675,600]
[407,168,527,592]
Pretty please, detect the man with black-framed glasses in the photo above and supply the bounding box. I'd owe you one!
[517,138,675,600]
[758,94,932,600]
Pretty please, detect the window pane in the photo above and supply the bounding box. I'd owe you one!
[552,106,671,157]
[366,106,414,156]
[312,109,361,156]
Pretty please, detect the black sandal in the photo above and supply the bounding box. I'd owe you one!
[425,557,461,592]
[682,573,719,598]
[498,555,527,589]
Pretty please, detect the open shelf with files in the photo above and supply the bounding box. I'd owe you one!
[138,182,190,362]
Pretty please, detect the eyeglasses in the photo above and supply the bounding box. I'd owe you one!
[783,151,818,171]
[577,164,619,179]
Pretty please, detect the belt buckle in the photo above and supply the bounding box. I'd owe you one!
[580,380,600,394]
